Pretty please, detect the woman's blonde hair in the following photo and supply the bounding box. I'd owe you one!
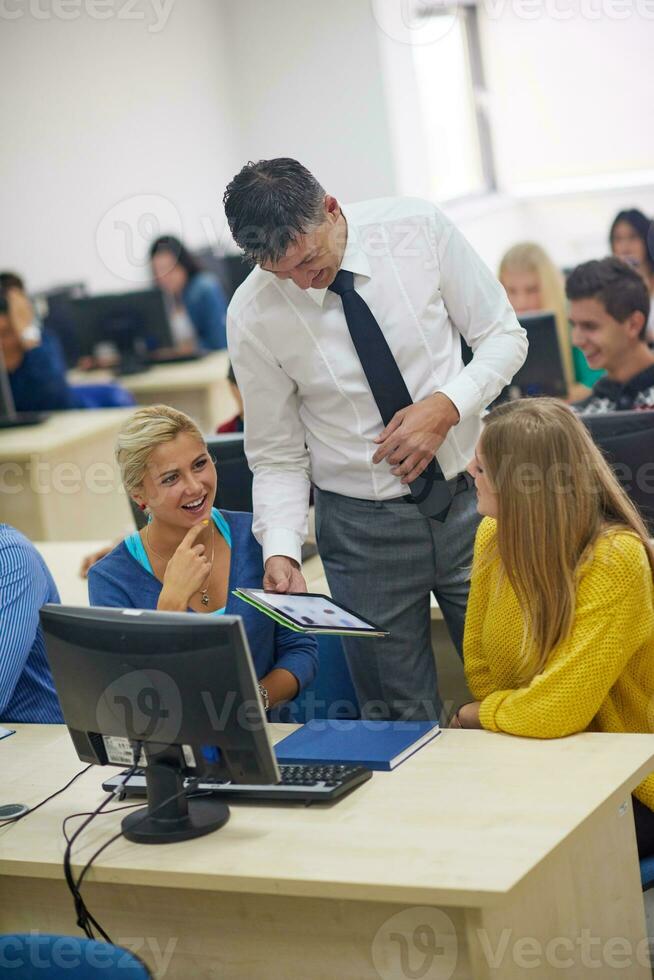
[115,404,205,495]
[498,242,574,390]
[481,398,654,681]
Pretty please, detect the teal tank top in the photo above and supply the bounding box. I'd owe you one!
[124,508,231,615]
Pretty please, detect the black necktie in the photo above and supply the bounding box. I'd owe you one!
[328,269,457,521]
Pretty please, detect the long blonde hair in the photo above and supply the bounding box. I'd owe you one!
[499,242,574,389]
[481,398,654,680]
[115,404,205,495]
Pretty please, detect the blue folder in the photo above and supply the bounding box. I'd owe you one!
[274,719,440,771]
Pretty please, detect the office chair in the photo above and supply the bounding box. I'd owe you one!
[0,935,152,979]
[580,411,654,534]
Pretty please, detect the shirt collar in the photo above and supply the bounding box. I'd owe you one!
[305,207,372,308]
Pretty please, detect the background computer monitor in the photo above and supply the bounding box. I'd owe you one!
[67,290,174,373]
[129,432,253,531]
[195,249,252,301]
[40,605,279,843]
[580,410,654,534]
[460,311,567,403]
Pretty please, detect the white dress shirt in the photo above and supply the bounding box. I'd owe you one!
[227,197,527,565]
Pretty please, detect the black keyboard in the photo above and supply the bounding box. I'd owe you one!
[102,763,372,804]
[0,411,49,429]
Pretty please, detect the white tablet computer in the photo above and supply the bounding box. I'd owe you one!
[233,589,389,637]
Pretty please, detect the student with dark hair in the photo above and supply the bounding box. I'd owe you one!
[610,209,654,341]
[567,257,653,414]
[223,157,527,720]
[0,273,75,412]
[150,235,228,351]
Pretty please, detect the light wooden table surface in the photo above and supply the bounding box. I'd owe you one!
[0,410,134,541]
[1,724,652,978]
[69,351,236,432]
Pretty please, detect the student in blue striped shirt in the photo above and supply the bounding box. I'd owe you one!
[0,525,62,723]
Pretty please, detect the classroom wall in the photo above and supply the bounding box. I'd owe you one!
[0,0,239,294]
[221,0,397,203]
[1,0,652,292]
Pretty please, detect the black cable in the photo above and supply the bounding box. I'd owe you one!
[0,764,93,827]
[63,803,143,845]
[63,743,201,943]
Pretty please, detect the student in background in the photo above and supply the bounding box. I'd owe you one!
[0,524,62,724]
[567,257,653,413]
[88,405,318,710]
[610,208,654,342]
[458,398,654,859]
[150,235,228,351]
[498,243,602,399]
[0,273,75,412]
[217,362,244,433]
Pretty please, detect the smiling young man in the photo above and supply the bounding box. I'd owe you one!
[568,257,654,414]
[222,158,527,721]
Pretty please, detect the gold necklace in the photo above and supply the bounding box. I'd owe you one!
[146,521,215,607]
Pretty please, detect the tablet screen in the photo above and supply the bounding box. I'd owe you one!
[241,589,384,633]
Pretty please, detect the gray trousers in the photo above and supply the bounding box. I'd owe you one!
[314,483,480,721]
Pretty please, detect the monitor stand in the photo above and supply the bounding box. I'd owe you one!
[121,760,230,844]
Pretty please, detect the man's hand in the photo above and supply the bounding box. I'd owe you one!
[372,392,460,485]
[264,555,307,594]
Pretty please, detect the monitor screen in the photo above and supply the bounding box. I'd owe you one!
[67,290,173,359]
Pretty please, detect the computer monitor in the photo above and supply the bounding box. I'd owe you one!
[461,311,566,403]
[195,249,252,301]
[580,410,654,534]
[507,312,567,400]
[40,605,279,844]
[67,290,174,374]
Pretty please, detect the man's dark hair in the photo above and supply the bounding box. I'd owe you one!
[566,257,650,339]
[149,235,202,281]
[222,158,326,265]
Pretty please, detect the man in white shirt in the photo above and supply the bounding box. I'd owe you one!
[224,158,527,720]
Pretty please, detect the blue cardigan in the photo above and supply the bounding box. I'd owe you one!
[88,510,318,692]
[183,272,228,350]
[9,332,76,413]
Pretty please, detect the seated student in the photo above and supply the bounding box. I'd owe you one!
[150,236,228,351]
[610,208,654,342]
[0,273,75,412]
[216,362,244,433]
[459,397,654,858]
[0,524,62,723]
[88,405,318,710]
[498,242,602,400]
[566,257,653,414]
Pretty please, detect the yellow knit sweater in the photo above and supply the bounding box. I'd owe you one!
[464,517,654,809]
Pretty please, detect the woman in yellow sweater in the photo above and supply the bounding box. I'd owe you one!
[457,397,654,858]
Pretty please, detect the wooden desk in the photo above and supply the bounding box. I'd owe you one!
[1,725,652,978]
[69,352,236,432]
[0,411,134,541]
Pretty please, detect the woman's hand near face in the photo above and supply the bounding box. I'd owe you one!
[157,522,211,611]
